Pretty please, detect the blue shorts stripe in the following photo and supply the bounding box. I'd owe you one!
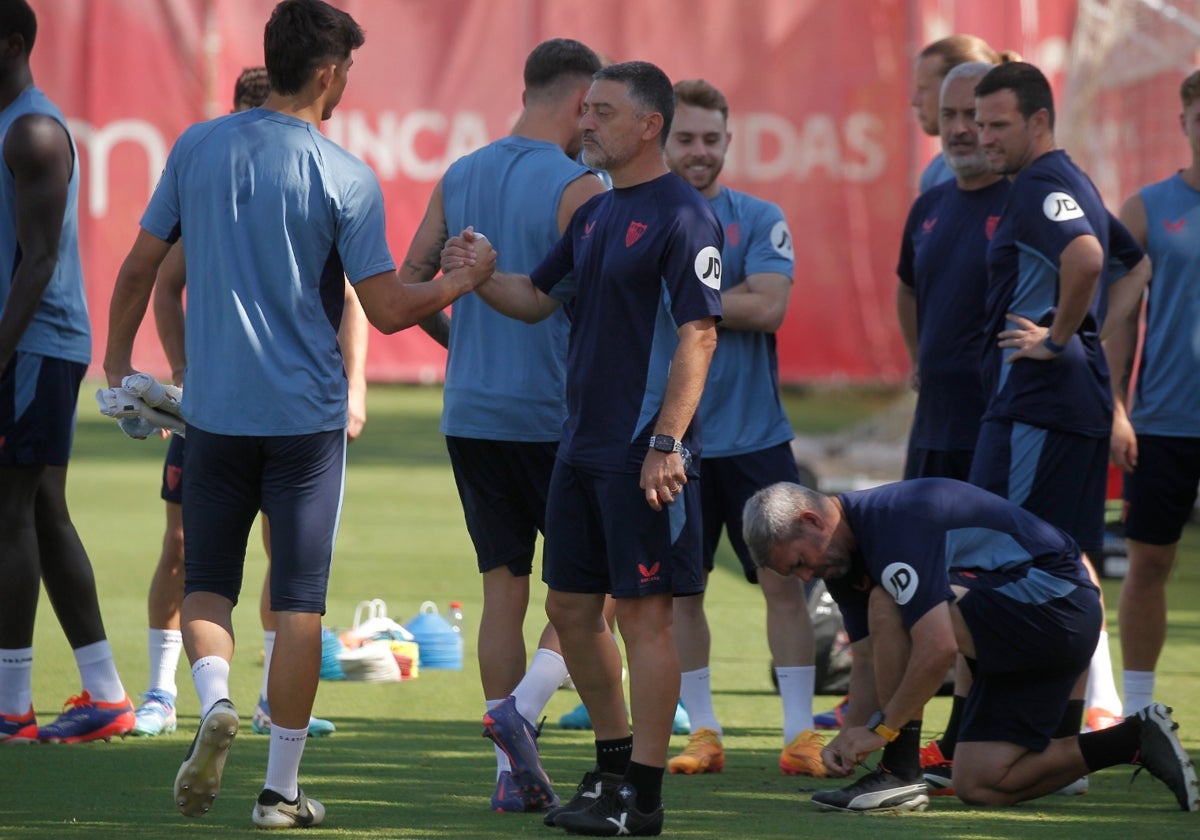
[1007,422,1046,507]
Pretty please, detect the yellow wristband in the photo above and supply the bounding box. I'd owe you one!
[873,721,901,743]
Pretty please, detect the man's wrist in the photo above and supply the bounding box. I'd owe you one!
[1042,334,1067,355]
[865,710,900,742]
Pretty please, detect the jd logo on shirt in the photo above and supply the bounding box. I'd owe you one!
[880,562,919,605]
[1042,191,1084,222]
[694,246,723,289]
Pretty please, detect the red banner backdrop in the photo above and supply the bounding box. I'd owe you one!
[28,1,1091,383]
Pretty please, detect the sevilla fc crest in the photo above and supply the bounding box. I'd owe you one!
[726,222,741,247]
[985,215,1000,240]
[626,221,647,247]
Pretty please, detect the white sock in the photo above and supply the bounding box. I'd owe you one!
[512,648,568,724]
[679,667,720,735]
[1122,670,1156,716]
[264,724,307,801]
[261,630,276,702]
[191,656,231,718]
[776,665,816,742]
[147,628,183,697]
[1085,630,1122,713]
[486,699,512,776]
[74,640,126,703]
[0,648,34,715]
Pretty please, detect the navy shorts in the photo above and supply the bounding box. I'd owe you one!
[0,352,85,466]
[182,425,345,614]
[969,420,1108,554]
[445,436,556,576]
[1123,434,1200,546]
[903,445,974,482]
[160,433,186,504]
[543,459,704,599]
[700,442,800,582]
[954,573,1101,751]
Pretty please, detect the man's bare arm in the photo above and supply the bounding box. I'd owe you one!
[641,317,719,511]
[718,272,790,332]
[340,278,369,440]
[152,242,187,385]
[399,179,451,347]
[1104,193,1151,471]
[106,229,175,385]
[0,114,73,371]
[354,232,495,335]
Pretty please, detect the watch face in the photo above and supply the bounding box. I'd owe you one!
[652,435,676,453]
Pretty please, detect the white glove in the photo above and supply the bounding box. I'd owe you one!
[122,372,183,416]
[95,375,186,439]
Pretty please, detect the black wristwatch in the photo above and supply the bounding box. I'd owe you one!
[648,434,692,470]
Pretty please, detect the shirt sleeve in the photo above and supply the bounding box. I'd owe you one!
[530,227,577,303]
[140,138,184,244]
[1106,210,1145,279]
[743,202,794,280]
[896,199,922,289]
[336,164,396,283]
[660,199,724,327]
[1016,172,1101,264]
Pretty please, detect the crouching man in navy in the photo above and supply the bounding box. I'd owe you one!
[742,478,1199,813]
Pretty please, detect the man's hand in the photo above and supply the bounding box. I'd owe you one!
[441,227,492,275]
[998,313,1061,362]
[347,382,367,442]
[1110,407,1138,472]
[640,450,687,512]
[820,727,884,777]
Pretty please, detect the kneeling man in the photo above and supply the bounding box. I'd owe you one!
[742,478,1198,813]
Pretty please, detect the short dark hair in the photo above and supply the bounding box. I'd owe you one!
[674,79,729,122]
[594,60,675,147]
[1182,69,1200,110]
[524,38,601,98]
[233,66,270,110]
[975,61,1056,130]
[263,0,365,96]
[0,0,36,53]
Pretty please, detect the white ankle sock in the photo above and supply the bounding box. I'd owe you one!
[1085,630,1122,713]
[512,648,567,724]
[147,628,183,697]
[0,648,33,715]
[264,724,307,801]
[74,640,126,703]
[679,667,720,735]
[191,656,232,718]
[775,665,816,742]
[1122,670,1155,716]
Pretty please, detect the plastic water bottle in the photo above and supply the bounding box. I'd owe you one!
[448,601,464,634]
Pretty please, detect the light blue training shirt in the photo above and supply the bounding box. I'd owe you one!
[440,136,592,441]
[140,109,395,435]
[1131,172,1200,435]
[699,187,795,458]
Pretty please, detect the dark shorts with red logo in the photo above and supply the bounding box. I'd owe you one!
[160,433,186,504]
[542,459,704,599]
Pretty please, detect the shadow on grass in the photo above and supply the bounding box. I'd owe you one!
[2,715,1194,839]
